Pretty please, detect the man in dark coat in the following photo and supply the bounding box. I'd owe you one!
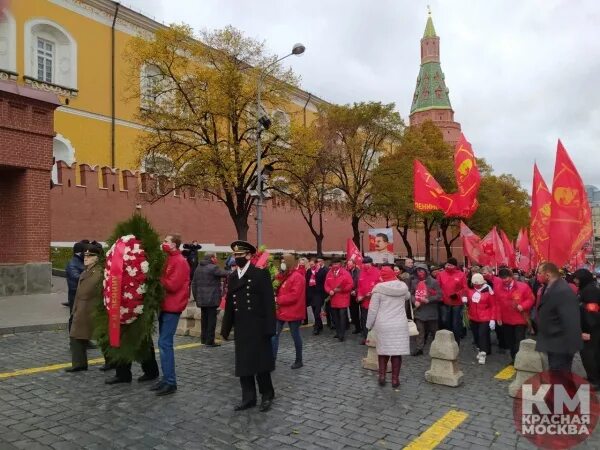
[192,253,230,346]
[305,257,329,335]
[536,262,583,372]
[221,240,276,412]
[573,269,600,386]
[64,240,88,323]
[347,259,361,334]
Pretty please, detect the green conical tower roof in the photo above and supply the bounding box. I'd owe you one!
[410,13,453,115]
[423,15,436,38]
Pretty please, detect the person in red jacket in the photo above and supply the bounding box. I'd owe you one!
[357,256,380,345]
[436,258,468,344]
[324,257,353,342]
[464,273,496,365]
[495,267,534,363]
[272,254,306,369]
[151,233,190,396]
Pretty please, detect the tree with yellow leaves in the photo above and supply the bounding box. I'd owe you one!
[126,25,299,240]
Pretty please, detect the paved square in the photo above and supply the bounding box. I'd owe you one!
[0,328,598,449]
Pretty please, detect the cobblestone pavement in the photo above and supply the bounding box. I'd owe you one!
[0,328,598,450]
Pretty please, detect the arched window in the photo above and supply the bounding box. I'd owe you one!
[52,134,76,184]
[0,9,16,75]
[24,19,77,89]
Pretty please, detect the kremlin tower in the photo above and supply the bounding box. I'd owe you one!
[409,11,461,146]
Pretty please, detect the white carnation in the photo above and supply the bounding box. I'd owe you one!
[121,235,135,243]
[140,261,149,274]
[124,246,132,254]
[123,292,133,299]
[133,305,144,314]
[136,284,147,295]
[125,266,138,277]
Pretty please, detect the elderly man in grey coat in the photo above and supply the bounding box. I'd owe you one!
[409,264,442,356]
[192,254,230,347]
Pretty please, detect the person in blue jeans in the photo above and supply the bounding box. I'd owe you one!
[150,233,190,396]
[271,254,306,369]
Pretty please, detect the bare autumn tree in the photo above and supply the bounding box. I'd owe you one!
[319,102,404,247]
[125,24,299,240]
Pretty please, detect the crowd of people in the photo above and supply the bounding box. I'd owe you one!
[62,237,600,413]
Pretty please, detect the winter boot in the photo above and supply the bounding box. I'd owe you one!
[391,356,402,388]
[378,355,389,386]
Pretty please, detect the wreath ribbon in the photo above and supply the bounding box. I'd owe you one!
[108,240,127,347]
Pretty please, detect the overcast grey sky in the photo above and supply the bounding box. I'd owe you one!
[121,0,600,191]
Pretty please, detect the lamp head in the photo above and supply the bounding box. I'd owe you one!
[291,43,305,56]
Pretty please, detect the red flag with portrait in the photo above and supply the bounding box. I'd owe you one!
[452,134,481,218]
[530,164,552,263]
[548,140,593,266]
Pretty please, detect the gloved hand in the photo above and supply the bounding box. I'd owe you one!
[489,320,496,331]
[461,296,468,304]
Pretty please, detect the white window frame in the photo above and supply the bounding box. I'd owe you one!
[24,19,77,89]
[36,37,54,83]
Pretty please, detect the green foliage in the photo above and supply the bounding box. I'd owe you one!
[93,214,166,364]
[50,247,72,270]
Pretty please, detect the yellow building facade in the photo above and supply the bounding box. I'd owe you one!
[2,0,323,180]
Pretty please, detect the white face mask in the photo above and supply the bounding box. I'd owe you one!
[280,262,287,271]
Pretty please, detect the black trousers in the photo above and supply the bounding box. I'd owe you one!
[308,292,324,331]
[240,372,274,404]
[332,307,347,339]
[325,301,334,328]
[470,321,491,355]
[114,339,159,381]
[349,297,361,332]
[360,306,369,339]
[502,324,527,361]
[581,330,600,383]
[547,352,575,372]
[200,306,218,344]
[496,324,508,349]
[415,319,438,352]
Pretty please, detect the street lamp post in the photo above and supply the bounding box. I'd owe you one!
[255,43,305,248]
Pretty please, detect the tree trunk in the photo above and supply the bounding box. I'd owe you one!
[440,220,460,259]
[351,215,361,249]
[315,234,324,257]
[233,215,249,241]
[397,223,413,258]
[422,217,438,263]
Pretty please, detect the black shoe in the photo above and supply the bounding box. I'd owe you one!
[234,400,257,411]
[338,336,345,342]
[352,329,362,334]
[156,384,177,396]
[200,339,207,345]
[205,342,221,347]
[259,398,273,412]
[312,329,321,336]
[332,335,339,339]
[291,361,303,369]
[105,376,131,385]
[98,363,114,372]
[65,366,87,373]
[61,302,69,307]
[150,381,165,391]
[138,373,158,382]
[411,350,423,356]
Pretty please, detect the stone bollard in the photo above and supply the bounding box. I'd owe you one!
[361,330,390,372]
[188,307,203,337]
[509,339,546,398]
[425,330,463,387]
[176,307,191,336]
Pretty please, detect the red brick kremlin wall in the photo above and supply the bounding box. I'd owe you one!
[50,161,464,260]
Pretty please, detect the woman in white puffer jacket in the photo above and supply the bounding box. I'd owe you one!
[366,266,410,388]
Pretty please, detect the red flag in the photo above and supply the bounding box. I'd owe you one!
[499,230,515,268]
[480,226,506,267]
[413,159,454,214]
[530,164,552,263]
[516,228,531,272]
[460,221,483,265]
[452,134,481,218]
[346,238,363,267]
[548,140,593,266]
